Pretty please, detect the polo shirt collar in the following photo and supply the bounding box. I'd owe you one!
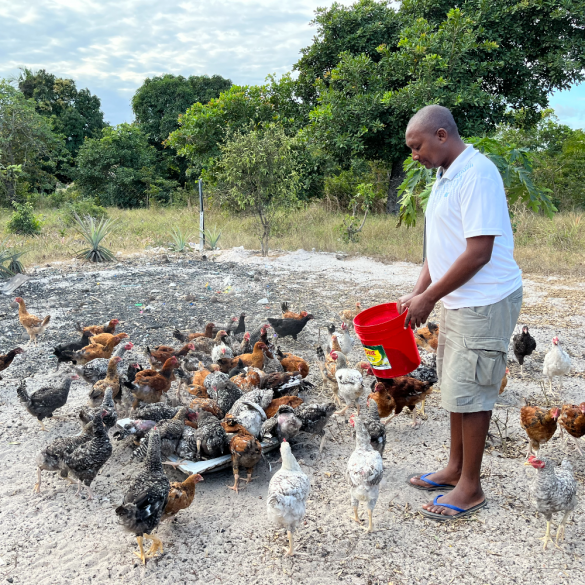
[438,144,477,180]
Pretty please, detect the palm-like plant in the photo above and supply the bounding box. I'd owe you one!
[202,226,222,250]
[170,227,189,252]
[73,213,118,263]
[0,242,26,277]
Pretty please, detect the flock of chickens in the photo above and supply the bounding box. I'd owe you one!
[0,295,581,561]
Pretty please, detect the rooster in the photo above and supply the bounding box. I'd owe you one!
[543,337,571,393]
[14,297,51,345]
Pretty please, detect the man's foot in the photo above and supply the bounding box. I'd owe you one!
[409,468,460,489]
[422,486,484,517]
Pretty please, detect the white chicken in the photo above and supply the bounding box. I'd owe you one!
[229,389,273,438]
[332,351,364,416]
[211,342,233,364]
[543,336,571,392]
[336,322,355,356]
[347,416,384,533]
[267,439,310,556]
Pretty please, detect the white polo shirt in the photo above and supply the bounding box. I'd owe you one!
[425,145,522,310]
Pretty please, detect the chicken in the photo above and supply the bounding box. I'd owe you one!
[280,302,308,320]
[162,473,204,521]
[232,332,252,356]
[81,319,119,336]
[559,403,585,455]
[228,312,246,336]
[368,382,395,419]
[379,377,433,428]
[190,362,216,387]
[211,339,234,364]
[204,371,243,413]
[14,297,51,345]
[130,356,179,407]
[227,422,262,493]
[249,324,271,347]
[116,428,170,564]
[499,368,509,395]
[0,347,24,379]
[75,342,134,385]
[359,401,386,455]
[17,373,79,430]
[278,349,309,379]
[295,402,336,452]
[415,322,439,353]
[228,359,246,379]
[189,409,229,459]
[113,419,156,443]
[267,315,314,341]
[527,456,578,549]
[60,411,112,499]
[89,330,130,347]
[265,396,304,418]
[340,302,362,326]
[336,322,354,356]
[173,322,215,342]
[233,342,269,370]
[146,343,194,369]
[88,356,122,406]
[188,397,224,419]
[80,387,118,431]
[520,405,560,458]
[543,336,571,393]
[316,338,344,405]
[262,347,285,374]
[72,333,129,366]
[261,405,302,443]
[267,439,310,557]
[190,330,228,354]
[229,390,273,438]
[34,418,95,493]
[53,330,95,371]
[231,367,264,392]
[260,372,303,397]
[347,416,384,533]
[331,352,364,417]
[132,402,184,422]
[513,325,537,375]
[408,358,438,393]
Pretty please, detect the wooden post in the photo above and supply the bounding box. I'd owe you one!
[199,178,205,253]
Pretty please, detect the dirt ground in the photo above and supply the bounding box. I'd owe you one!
[0,247,584,585]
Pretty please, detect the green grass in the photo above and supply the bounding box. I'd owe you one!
[0,204,583,276]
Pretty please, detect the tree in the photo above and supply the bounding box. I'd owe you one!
[74,123,174,208]
[0,80,66,205]
[18,69,106,162]
[213,124,302,256]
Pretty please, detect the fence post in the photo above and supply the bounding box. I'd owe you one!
[199,178,205,253]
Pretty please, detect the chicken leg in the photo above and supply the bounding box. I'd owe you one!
[75,480,94,500]
[246,468,256,484]
[38,420,47,431]
[144,533,163,558]
[419,399,426,418]
[285,530,294,556]
[228,470,240,493]
[134,536,147,563]
[33,467,42,494]
[540,519,553,550]
[334,405,350,417]
[411,409,420,428]
[365,509,374,533]
[555,511,571,546]
[163,458,186,469]
[351,506,362,524]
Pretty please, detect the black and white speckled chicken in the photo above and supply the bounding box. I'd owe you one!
[407,358,438,387]
[359,401,386,455]
[528,455,578,549]
[229,394,270,439]
[79,387,118,431]
[113,419,157,443]
[17,373,79,430]
[261,405,302,442]
[34,418,95,493]
[294,402,336,452]
[116,428,170,564]
[75,342,134,385]
[189,409,229,459]
[205,371,243,413]
[132,403,184,422]
[60,411,112,499]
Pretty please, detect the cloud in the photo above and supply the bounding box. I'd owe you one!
[0,0,355,124]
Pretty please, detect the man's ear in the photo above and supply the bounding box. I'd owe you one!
[436,128,448,143]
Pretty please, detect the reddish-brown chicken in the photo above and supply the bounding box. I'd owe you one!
[0,347,24,379]
[415,322,439,353]
[280,302,308,320]
[232,342,269,370]
[278,350,309,378]
[15,297,51,345]
[88,356,122,405]
[559,403,585,455]
[190,330,227,354]
[74,333,129,365]
[162,473,204,521]
[499,368,509,395]
[189,398,223,418]
[82,319,119,336]
[520,405,560,458]
[367,382,396,418]
[373,377,433,427]
[89,331,129,346]
[147,343,194,369]
[174,323,215,342]
[191,363,218,387]
[131,356,179,407]
[225,418,262,493]
[265,396,304,418]
[340,301,362,324]
[232,368,264,391]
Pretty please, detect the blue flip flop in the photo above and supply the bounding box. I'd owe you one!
[420,494,487,521]
[407,473,456,492]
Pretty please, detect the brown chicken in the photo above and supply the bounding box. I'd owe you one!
[161,473,204,521]
[74,333,129,365]
[499,368,509,395]
[147,343,194,369]
[0,347,24,379]
[232,368,264,391]
[373,377,433,427]
[131,356,179,407]
[232,342,269,370]
[520,405,560,458]
[190,330,227,354]
[81,319,119,336]
[367,382,396,418]
[191,363,218,387]
[88,356,122,405]
[174,322,215,342]
[559,403,585,455]
[265,396,304,418]
[225,418,262,493]
[280,302,308,320]
[89,331,129,347]
[14,297,51,345]
[340,301,362,325]
[189,398,223,419]
[415,322,440,353]
[278,350,309,379]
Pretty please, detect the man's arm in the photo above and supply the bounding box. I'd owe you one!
[401,235,495,329]
[397,260,432,313]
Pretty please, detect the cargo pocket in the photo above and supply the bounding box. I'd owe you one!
[463,337,507,386]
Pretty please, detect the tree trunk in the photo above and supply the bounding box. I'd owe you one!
[386,159,405,215]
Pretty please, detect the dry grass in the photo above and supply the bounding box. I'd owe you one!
[0,204,583,275]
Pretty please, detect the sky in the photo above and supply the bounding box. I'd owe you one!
[1,0,583,129]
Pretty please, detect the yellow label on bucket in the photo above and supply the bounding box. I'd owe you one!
[363,344,392,370]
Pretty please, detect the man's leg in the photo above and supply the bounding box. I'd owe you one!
[409,412,462,488]
[422,410,490,515]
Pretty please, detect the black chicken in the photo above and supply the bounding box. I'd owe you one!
[0,347,24,380]
[513,326,537,374]
[52,330,95,371]
[123,363,143,391]
[294,402,336,452]
[267,315,314,341]
[17,373,79,430]
[116,428,170,564]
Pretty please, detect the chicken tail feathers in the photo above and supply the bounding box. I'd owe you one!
[16,380,29,404]
[281,302,288,314]
[41,315,51,327]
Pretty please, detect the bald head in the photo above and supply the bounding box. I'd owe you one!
[407,105,459,137]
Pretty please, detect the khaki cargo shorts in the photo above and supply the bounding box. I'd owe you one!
[437,286,522,413]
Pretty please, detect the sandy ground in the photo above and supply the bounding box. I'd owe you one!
[0,247,584,585]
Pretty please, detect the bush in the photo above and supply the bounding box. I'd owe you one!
[62,200,108,226]
[6,201,43,235]
[72,213,118,262]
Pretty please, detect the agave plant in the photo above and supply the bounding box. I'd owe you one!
[0,242,26,277]
[202,226,222,250]
[7,250,26,274]
[170,227,189,252]
[72,213,118,263]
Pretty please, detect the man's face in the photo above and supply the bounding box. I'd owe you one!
[405,125,448,169]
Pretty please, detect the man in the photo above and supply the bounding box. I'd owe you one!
[398,105,522,520]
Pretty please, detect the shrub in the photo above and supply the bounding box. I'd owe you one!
[0,242,26,277]
[169,227,189,252]
[6,201,43,235]
[72,213,118,262]
[62,200,108,226]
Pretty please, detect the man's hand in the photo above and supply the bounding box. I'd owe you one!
[397,292,416,315]
[403,292,436,330]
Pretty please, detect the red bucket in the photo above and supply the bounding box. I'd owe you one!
[353,303,421,379]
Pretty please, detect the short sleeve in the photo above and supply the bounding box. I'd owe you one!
[459,168,506,239]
